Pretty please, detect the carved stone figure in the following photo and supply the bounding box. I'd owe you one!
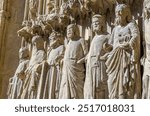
[142,0,150,99]
[42,31,65,99]
[106,4,141,99]
[7,47,29,99]
[59,14,70,35]
[84,14,112,99]
[21,35,46,99]
[5,0,147,99]
[59,24,87,99]
[17,21,33,47]
[46,13,59,31]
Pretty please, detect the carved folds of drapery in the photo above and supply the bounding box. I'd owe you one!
[7,0,150,99]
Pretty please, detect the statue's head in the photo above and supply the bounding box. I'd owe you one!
[92,14,106,34]
[49,31,64,48]
[19,47,29,59]
[144,0,150,19]
[31,24,43,35]
[67,24,80,40]
[32,35,44,49]
[17,28,32,42]
[115,4,132,25]
[59,14,70,26]
[46,13,59,30]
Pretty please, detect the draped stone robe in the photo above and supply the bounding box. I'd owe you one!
[106,21,141,99]
[142,19,150,99]
[21,49,46,99]
[84,34,110,99]
[43,45,65,99]
[7,59,29,99]
[59,38,87,99]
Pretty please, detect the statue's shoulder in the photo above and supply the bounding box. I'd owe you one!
[105,32,111,38]
[79,37,85,43]
[98,33,110,39]
[58,45,65,52]
[128,20,138,27]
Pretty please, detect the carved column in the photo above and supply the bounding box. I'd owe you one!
[0,0,25,98]
[38,0,43,15]
[0,0,10,97]
[23,0,29,21]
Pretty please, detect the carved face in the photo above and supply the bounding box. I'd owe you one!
[67,25,75,39]
[49,34,59,48]
[32,36,44,49]
[31,25,42,35]
[116,7,125,19]
[19,48,29,59]
[115,5,129,25]
[59,15,69,26]
[92,17,102,33]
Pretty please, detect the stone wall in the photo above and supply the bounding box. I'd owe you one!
[0,0,25,98]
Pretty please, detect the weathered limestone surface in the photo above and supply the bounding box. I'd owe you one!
[1,0,150,99]
[0,0,25,98]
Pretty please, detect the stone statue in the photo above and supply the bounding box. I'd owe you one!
[59,24,87,99]
[43,31,65,99]
[141,0,150,99]
[106,4,141,99]
[7,47,29,99]
[5,0,146,99]
[84,14,112,99]
[59,14,70,35]
[17,21,33,47]
[21,35,46,99]
[46,13,59,31]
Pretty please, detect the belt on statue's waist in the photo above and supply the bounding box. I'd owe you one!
[90,55,97,58]
[65,58,77,60]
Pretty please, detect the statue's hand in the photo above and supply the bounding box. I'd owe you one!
[103,43,113,52]
[99,53,109,61]
[120,42,129,48]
